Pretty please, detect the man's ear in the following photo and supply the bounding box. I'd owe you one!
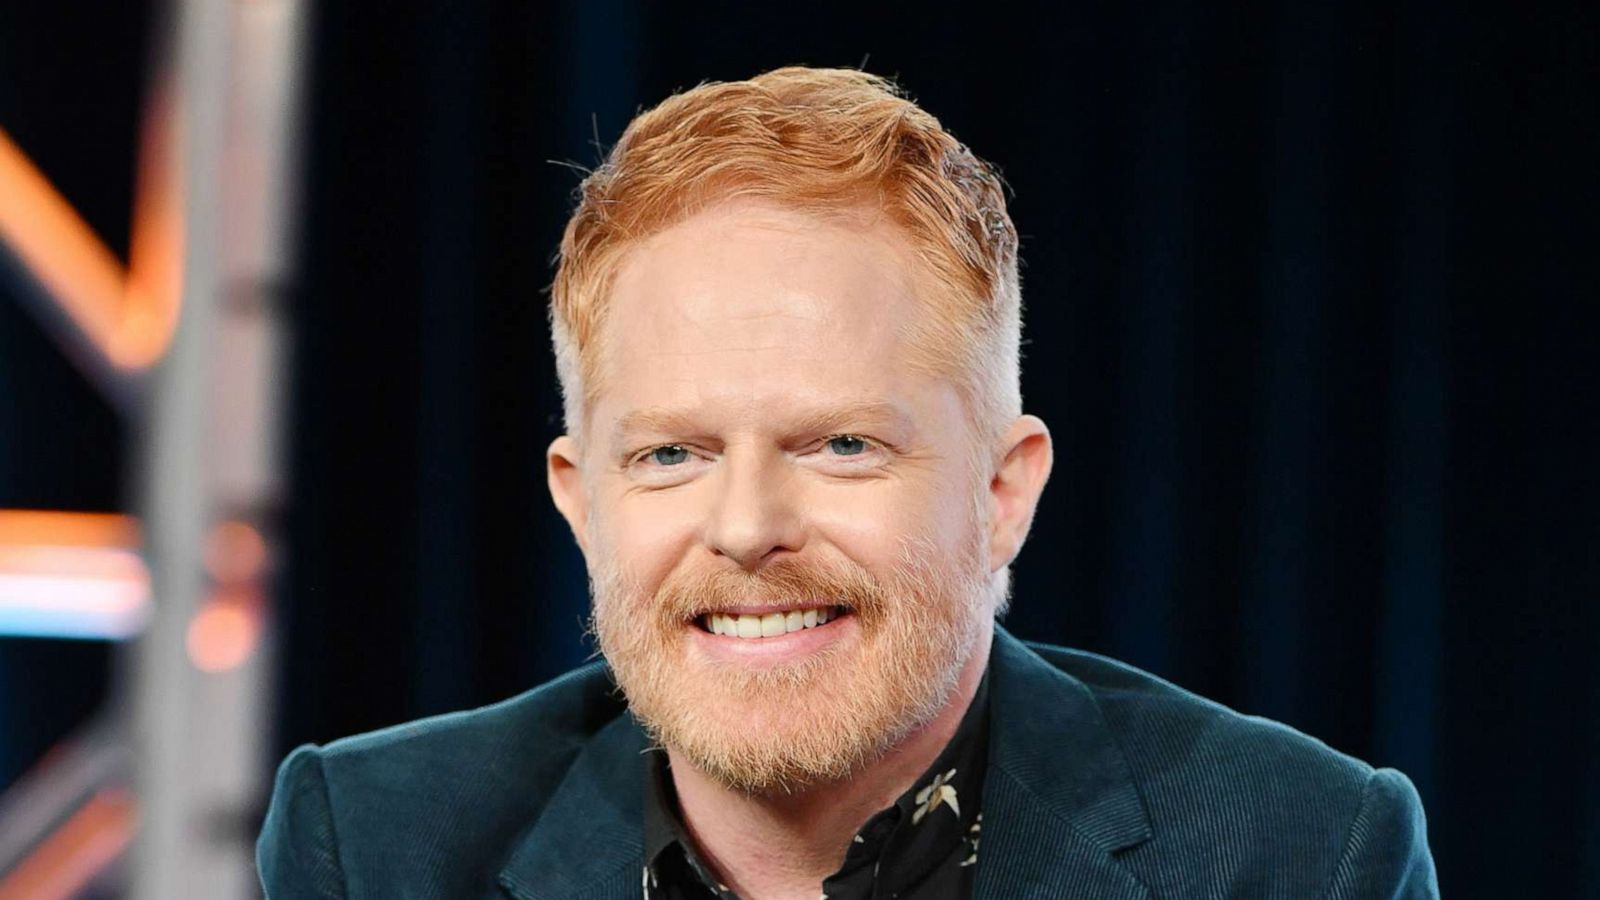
[547,435,591,557]
[987,415,1053,573]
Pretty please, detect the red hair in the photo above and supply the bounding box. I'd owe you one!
[551,66,1022,447]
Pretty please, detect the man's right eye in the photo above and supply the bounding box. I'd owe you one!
[646,445,690,466]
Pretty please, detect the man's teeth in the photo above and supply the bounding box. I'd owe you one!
[704,607,839,638]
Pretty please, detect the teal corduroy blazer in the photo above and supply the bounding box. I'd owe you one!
[258,626,1439,898]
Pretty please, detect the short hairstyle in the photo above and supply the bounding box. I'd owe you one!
[550,66,1022,453]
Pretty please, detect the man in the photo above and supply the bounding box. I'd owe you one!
[258,67,1438,899]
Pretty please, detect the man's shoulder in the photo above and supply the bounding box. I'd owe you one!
[300,658,631,820]
[1025,640,1374,793]
[258,660,630,896]
[1015,640,1434,896]
[314,657,622,771]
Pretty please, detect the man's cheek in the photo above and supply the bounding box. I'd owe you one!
[818,521,914,575]
[604,515,694,586]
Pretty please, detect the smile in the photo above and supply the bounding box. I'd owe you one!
[697,605,851,639]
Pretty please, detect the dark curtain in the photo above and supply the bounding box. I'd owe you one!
[277,2,1598,897]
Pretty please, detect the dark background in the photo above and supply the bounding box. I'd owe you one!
[3,2,1598,896]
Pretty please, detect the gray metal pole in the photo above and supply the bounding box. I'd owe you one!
[126,0,303,896]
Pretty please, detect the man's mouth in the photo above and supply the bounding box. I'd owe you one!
[695,605,851,639]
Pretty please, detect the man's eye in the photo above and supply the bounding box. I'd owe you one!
[647,445,690,466]
[826,435,868,456]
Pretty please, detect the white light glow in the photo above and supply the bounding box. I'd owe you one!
[0,547,151,640]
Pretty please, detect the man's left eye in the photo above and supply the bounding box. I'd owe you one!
[647,445,691,466]
[826,435,869,456]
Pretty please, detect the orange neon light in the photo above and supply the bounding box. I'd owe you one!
[0,510,139,549]
[0,788,137,900]
[0,77,182,370]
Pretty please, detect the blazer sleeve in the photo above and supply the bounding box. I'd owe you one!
[257,744,348,899]
[1319,767,1440,899]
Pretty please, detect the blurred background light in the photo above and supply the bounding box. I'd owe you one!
[0,512,149,641]
[202,520,268,585]
[185,589,262,674]
[0,787,135,900]
[0,89,182,378]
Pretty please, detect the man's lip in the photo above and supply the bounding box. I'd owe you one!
[690,602,849,618]
[686,607,858,662]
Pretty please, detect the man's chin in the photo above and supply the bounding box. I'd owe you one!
[665,720,884,796]
[626,665,866,789]
[638,666,940,795]
[651,673,838,746]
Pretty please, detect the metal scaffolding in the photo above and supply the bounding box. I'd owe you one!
[0,0,306,896]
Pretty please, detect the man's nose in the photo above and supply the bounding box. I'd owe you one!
[703,452,805,570]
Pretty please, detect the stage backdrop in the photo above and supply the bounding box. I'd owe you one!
[275,4,1599,897]
[4,2,1594,899]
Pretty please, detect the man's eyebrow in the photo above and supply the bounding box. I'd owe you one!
[783,401,916,439]
[610,408,702,448]
[610,401,915,447]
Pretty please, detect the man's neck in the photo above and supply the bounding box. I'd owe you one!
[666,632,992,900]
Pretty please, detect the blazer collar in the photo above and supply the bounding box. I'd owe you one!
[497,626,1154,899]
[497,708,651,900]
[974,625,1153,898]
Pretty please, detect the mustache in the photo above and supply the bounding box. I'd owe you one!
[651,556,889,624]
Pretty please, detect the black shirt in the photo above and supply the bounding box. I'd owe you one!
[642,670,990,900]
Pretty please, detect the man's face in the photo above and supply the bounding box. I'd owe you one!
[561,201,1002,794]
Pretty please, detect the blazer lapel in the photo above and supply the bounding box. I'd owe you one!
[497,711,650,900]
[974,627,1155,899]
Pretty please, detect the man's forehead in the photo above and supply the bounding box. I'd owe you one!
[600,203,922,341]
